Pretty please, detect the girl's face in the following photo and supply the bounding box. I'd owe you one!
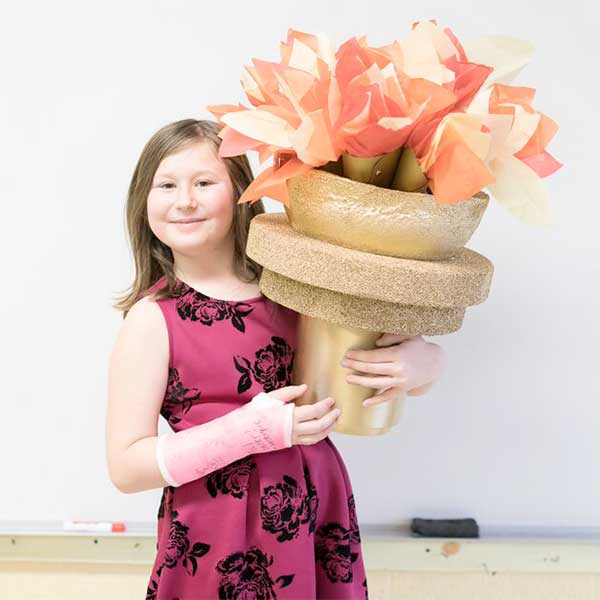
[147,141,235,258]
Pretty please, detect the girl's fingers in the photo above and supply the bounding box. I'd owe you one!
[295,407,340,436]
[268,384,308,403]
[296,422,336,445]
[341,357,398,376]
[375,333,419,347]
[294,397,335,421]
[345,373,406,389]
[363,386,406,407]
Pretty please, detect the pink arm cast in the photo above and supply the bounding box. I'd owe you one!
[155,392,294,487]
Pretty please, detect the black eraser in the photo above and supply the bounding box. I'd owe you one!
[410,518,479,538]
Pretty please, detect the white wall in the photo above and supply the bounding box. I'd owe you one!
[1,0,597,531]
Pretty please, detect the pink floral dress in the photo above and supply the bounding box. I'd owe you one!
[144,275,368,599]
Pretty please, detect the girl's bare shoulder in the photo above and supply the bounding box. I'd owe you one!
[125,293,163,322]
[114,294,168,355]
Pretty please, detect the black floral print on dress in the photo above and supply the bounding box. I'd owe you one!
[160,510,211,577]
[348,494,361,545]
[261,465,320,543]
[173,281,254,333]
[302,464,319,535]
[160,367,201,425]
[260,475,306,542]
[157,486,175,521]
[145,567,160,600]
[207,456,256,499]
[216,546,295,599]
[234,336,294,393]
[146,562,168,600]
[315,522,359,584]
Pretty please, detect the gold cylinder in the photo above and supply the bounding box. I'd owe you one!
[319,157,343,176]
[291,314,403,435]
[341,148,402,188]
[391,146,429,193]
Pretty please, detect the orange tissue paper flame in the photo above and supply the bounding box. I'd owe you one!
[206,22,561,222]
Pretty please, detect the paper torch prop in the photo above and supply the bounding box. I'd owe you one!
[207,21,562,435]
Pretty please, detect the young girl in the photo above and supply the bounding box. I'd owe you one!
[106,119,446,599]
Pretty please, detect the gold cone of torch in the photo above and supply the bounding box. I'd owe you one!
[247,147,494,435]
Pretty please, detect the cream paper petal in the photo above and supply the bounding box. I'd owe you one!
[220,109,294,147]
[482,113,514,163]
[461,35,535,85]
[504,105,541,155]
[467,90,542,159]
[287,38,320,77]
[291,116,315,164]
[377,116,413,131]
[421,112,489,170]
[425,20,462,61]
[403,59,455,85]
[315,32,336,67]
[400,21,455,84]
[290,110,337,165]
[273,71,305,116]
[452,115,490,161]
[469,98,541,160]
[466,86,492,116]
[361,62,386,86]
[487,155,553,225]
[284,30,336,68]
[241,67,266,103]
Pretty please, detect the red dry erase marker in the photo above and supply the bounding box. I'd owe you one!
[63,520,126,533]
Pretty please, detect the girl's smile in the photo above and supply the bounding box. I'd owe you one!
[171,219,206,227]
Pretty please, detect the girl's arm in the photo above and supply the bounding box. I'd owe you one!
[105,296,296,494]
[106,296,172,493]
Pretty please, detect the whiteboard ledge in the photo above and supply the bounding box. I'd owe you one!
[1,521,600,573]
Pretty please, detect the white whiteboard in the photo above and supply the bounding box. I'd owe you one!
[2,0,598,533]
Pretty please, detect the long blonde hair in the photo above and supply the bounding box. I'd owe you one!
[113,119,265,317]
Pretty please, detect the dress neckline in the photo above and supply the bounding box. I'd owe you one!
[173,276,265,304]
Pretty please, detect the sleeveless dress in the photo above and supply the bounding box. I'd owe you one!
[144,275,369,600]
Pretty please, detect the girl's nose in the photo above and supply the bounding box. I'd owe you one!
[175,191,198,208]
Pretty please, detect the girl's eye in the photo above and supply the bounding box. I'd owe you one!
[158,181,211,189]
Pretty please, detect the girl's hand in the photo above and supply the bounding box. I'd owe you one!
[265,384,340,446]
[341,334,447,407]
[292,396,340,445]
